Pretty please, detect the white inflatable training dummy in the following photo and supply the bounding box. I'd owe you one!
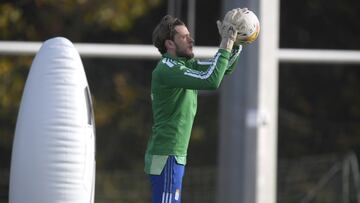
[9,37,96,203]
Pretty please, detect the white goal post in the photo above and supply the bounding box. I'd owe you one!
[0,41,218,59]
[2,41,360,64]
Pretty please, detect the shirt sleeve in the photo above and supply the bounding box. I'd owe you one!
[158,49,231,90]
[225,44,242,75]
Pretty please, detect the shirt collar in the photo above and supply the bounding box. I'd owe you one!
[162,53,188,64]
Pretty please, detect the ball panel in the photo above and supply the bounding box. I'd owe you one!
[235,10,260,44]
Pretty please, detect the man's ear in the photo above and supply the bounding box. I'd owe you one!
[165,39,175,50]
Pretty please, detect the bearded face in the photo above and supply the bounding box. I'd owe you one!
[173,25,194,59]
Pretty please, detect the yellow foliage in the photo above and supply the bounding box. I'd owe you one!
[83,0,162,31]
[113,73,139,109]
[0,57,30,111]
[0,4,22,38]
[92,98,119,127]
[191,126,206,142]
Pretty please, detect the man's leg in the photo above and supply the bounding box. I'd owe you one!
[149,156,185,203]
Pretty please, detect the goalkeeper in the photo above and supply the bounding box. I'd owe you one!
[145,9,247,203]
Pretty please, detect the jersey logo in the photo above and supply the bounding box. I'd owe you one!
[175,189,180,200]
[162,58,177,68]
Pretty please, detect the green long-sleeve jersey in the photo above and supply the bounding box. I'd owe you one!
[145,46,241,174]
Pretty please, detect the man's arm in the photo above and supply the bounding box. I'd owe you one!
[225,44,242,75]
[158,49,231,90]
[189,44,241,75]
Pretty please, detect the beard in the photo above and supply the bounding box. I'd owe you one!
[175,44,194,59]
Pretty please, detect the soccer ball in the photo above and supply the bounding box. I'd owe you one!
[235,9,260,44]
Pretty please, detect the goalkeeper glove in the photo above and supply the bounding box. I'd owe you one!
[216,20,238,51]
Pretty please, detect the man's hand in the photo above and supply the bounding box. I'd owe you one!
[216,20,238,51]
[216,20,237,41]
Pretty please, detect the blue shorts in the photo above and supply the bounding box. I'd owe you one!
[149,156,185,203]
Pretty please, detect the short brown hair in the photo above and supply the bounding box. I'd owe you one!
[152,15,185,54]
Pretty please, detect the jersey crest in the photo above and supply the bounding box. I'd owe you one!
[162,58,178,68]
